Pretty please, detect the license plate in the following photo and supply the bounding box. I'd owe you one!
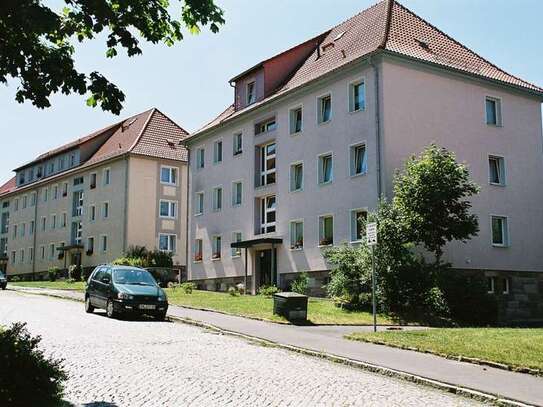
[139,304,156,310]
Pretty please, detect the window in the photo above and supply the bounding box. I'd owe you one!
[194,239,203,262]
[102,202,109,219]
[11,251,16,265]
[212,187,223,212]
[73,221,82,245]
[87,237,95,253]
[101,235,108,252]
[48,162,54,174]
[212,235,221,259]
[233,133,243,156]
[51,214,56,230]
[318,94,332,124]
[349,80,366,112]
[59,156,65,170]
[22,195,27,209]
[103,168,111,186]
[351,209,367,242]
[290,220,304,250]
[319,215,334,246]
[255,117,277,135]
[160,166,178,185]
[62,182,68,197]
[350,144,367,176]
[73,176,84,186]
[196,148,205,170]
[485,97,501,126]
[49,243,55,259]
[29,247,34,262]
[231,232,242,257]
[90,173,97,189]
[41,217,46,232]
[213,140,223,164]
[37,166,43,178]
[40,246,45,260]
[259,142,276,186]
[43,187,48,202]
[90,205,96,222]
[195,192,204,215]
[70,154,76,166]
[232,181,242,206]
[30,220,35,236]
[14,198,18,211]
[73,191,84,216]
[491,216,509,247]
[289,106,303,134]
[159,200,177,218]
[488,156,505,185]
[318,153,333,184]
[290,162,303,192]
[20,249,24,263]
[53,185,58,200]
[487,276,495,294]
[1,212,9,234]
[159,234,176,253]
[20,223,25,237]
[260,195,276,234]
[61,212,67,228]
[246,81,256,105]
[30,193,36,207]
[12,224,17,239]
[18,173,25,185]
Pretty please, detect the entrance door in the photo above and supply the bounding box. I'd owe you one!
[257,249,277,287]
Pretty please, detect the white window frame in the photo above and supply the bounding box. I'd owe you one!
[231,180,243,207]
[74,190,84,216]
[487,276,495,294]
[194,239,203,263]
[260,195,277,235]
[349,142,368,177]
[349,78,366,113]
[196,148,205,170]
[52,185,58,200]
[100,234,108,252]
[89,204,96,222]
[289,219,304,250]
[28,247,34,263]
[103,168,111,186]
[41,217,46,232]
[233,132,243,156]
[289,104,303,135]
[87,236,95,253]
[102,201,110,219]
[231,231,242,257]
[160,165,178,186]
[49,243,55,260]
[195,191,204,216]
[488,155,506,186]
[159,233,176,253]
[62,182,68,197]
[490,215,509,247]
[255,117,277,135]
[246,80,256,105]
[40,245,45,260]
[289,161,304,192]
[350,208,368,243]
[212,235,222,260]
[51,214,57,230]
[318,214,334,247]
[61,212,67,228]
[90,172,97,189]
[485,96,502,126]
[318,152,334,185]
[317,92,332,124]
[213,139,223,165]
[159,199,178,219]
[212,186,223,212]
[260,142,277,186]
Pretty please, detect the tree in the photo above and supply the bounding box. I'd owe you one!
[0,0,224,114]
[393,144,480,264]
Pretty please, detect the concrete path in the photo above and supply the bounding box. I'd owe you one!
[10,285,543,406]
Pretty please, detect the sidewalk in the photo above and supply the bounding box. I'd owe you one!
[11,286,543,406]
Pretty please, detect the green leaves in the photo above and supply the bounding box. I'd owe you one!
[1,0,225,114]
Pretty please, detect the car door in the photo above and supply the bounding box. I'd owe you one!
[101,267,113,306]
[94,267,110,309]
[88,268,103,308]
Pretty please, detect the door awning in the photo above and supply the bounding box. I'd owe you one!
[231,237,283,249]
[57,244,84,251]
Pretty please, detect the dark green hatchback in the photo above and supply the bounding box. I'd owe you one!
[85,265,168,320]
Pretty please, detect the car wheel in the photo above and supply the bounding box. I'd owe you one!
[156,311,167,321]
[106,300,117,319]
[85,296,94,313]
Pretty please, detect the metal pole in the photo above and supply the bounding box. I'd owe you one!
[244,248,248,295]
[371,245,377,332]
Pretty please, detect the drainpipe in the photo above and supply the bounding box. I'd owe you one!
[184,148,191,283]
[31,191,38,280]
[369,55,383,200]
[122,155,129,254]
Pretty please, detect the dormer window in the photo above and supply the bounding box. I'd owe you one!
[247,81,256,105]
[18,173,25,185]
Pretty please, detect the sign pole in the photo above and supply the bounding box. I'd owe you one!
[371,244,377,332]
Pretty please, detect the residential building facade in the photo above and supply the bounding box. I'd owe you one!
[1,108,189,278]
[185,0,543,322]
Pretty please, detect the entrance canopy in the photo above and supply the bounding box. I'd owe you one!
[231,237,282,249]
[56,244,84,252]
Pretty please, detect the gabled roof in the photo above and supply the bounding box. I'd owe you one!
[191,0,542,139]
[0,177,16,198]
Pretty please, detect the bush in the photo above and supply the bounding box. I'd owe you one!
[148,250,173,268]
[48,267,59,282]
[0,322,67,406]
[236,283,245,295]
[112,257,145,267]
[10,275,20,282]
[228,286,238,296]
[258,285,280,297]
[125,245,149,259]
[291,272,310,295]
[180,282,195,294]
[68,264,82,281]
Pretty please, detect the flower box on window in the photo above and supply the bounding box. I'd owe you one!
[291,240,304,250]
[212,253,221,260]
[86,250,93,256]
[319,238,333,246]
[194,254,203,262]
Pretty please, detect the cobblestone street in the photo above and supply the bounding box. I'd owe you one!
[0,291,480,406]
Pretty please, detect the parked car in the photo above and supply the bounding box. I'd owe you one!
[85,265,168,320]
[0,271,6,290]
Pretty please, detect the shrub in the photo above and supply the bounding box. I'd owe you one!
[291,272,310,295]
[236,283,245,295]
[125,245,149,259]
[167,282,179,290]
[258,285,280,297]
[10,275,20,282]
[112,257,145,268]
[0,323,67,406]
[180,282,196,294]
[68,264,82,281]
[228,286,238,296]
[148,249,173,268]
[47,267,59,282]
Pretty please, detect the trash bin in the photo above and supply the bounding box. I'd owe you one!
[273,292,308,321]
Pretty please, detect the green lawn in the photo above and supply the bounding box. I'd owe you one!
[10,281,86,291]
[346,328,543,371]
[166,289,393,325]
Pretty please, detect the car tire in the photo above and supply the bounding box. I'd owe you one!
[85,296,94,313]
[156,311,167,321]
[106,300,117,319]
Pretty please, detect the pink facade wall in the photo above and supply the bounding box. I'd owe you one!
[381,59,543,272]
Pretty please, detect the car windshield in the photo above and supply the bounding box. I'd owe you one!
[113,269,157,286]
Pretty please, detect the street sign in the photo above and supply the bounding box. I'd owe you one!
[366,222,378,246]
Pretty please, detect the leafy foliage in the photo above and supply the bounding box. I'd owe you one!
[112,257,145,267]
[291,272,310,295]
[0,0,224,113]
[125,245,149,259]
[47,267,59,282]
[179,282,195,294]
[258,285,280,297]
[0,322,67,406]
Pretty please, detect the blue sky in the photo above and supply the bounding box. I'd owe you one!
[1,0,542,185]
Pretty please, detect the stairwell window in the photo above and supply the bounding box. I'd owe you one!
[318,153,333,185]
[350,143,367,176]
[289,162,303,192]
[488,156,505,186]
[485,97,502,126]
[259,142,276,186]
[159,200,177,219]
[213,140,223,164]
[212,235,221,260]
[159,234,176,253]
[491,216,509,247]
[212,187,223,212]
[319,215,334,246]
[349,80,366,112]
[260,195,276,234]
[318,94,332,124]
[247,81,256,105]
[289,106,303,135]
[160,166,177,185]
[233,133,243,156]
[232,181,242,207]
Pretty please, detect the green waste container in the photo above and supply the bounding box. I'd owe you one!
[273,292,308,321]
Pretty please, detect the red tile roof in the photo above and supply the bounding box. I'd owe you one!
[0,177,16,197]
[192,0,542,138]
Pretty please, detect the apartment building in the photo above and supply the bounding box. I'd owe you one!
[185,0,543,321]
[1,108,189,278]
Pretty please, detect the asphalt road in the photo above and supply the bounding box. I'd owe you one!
[0,290,480,406]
